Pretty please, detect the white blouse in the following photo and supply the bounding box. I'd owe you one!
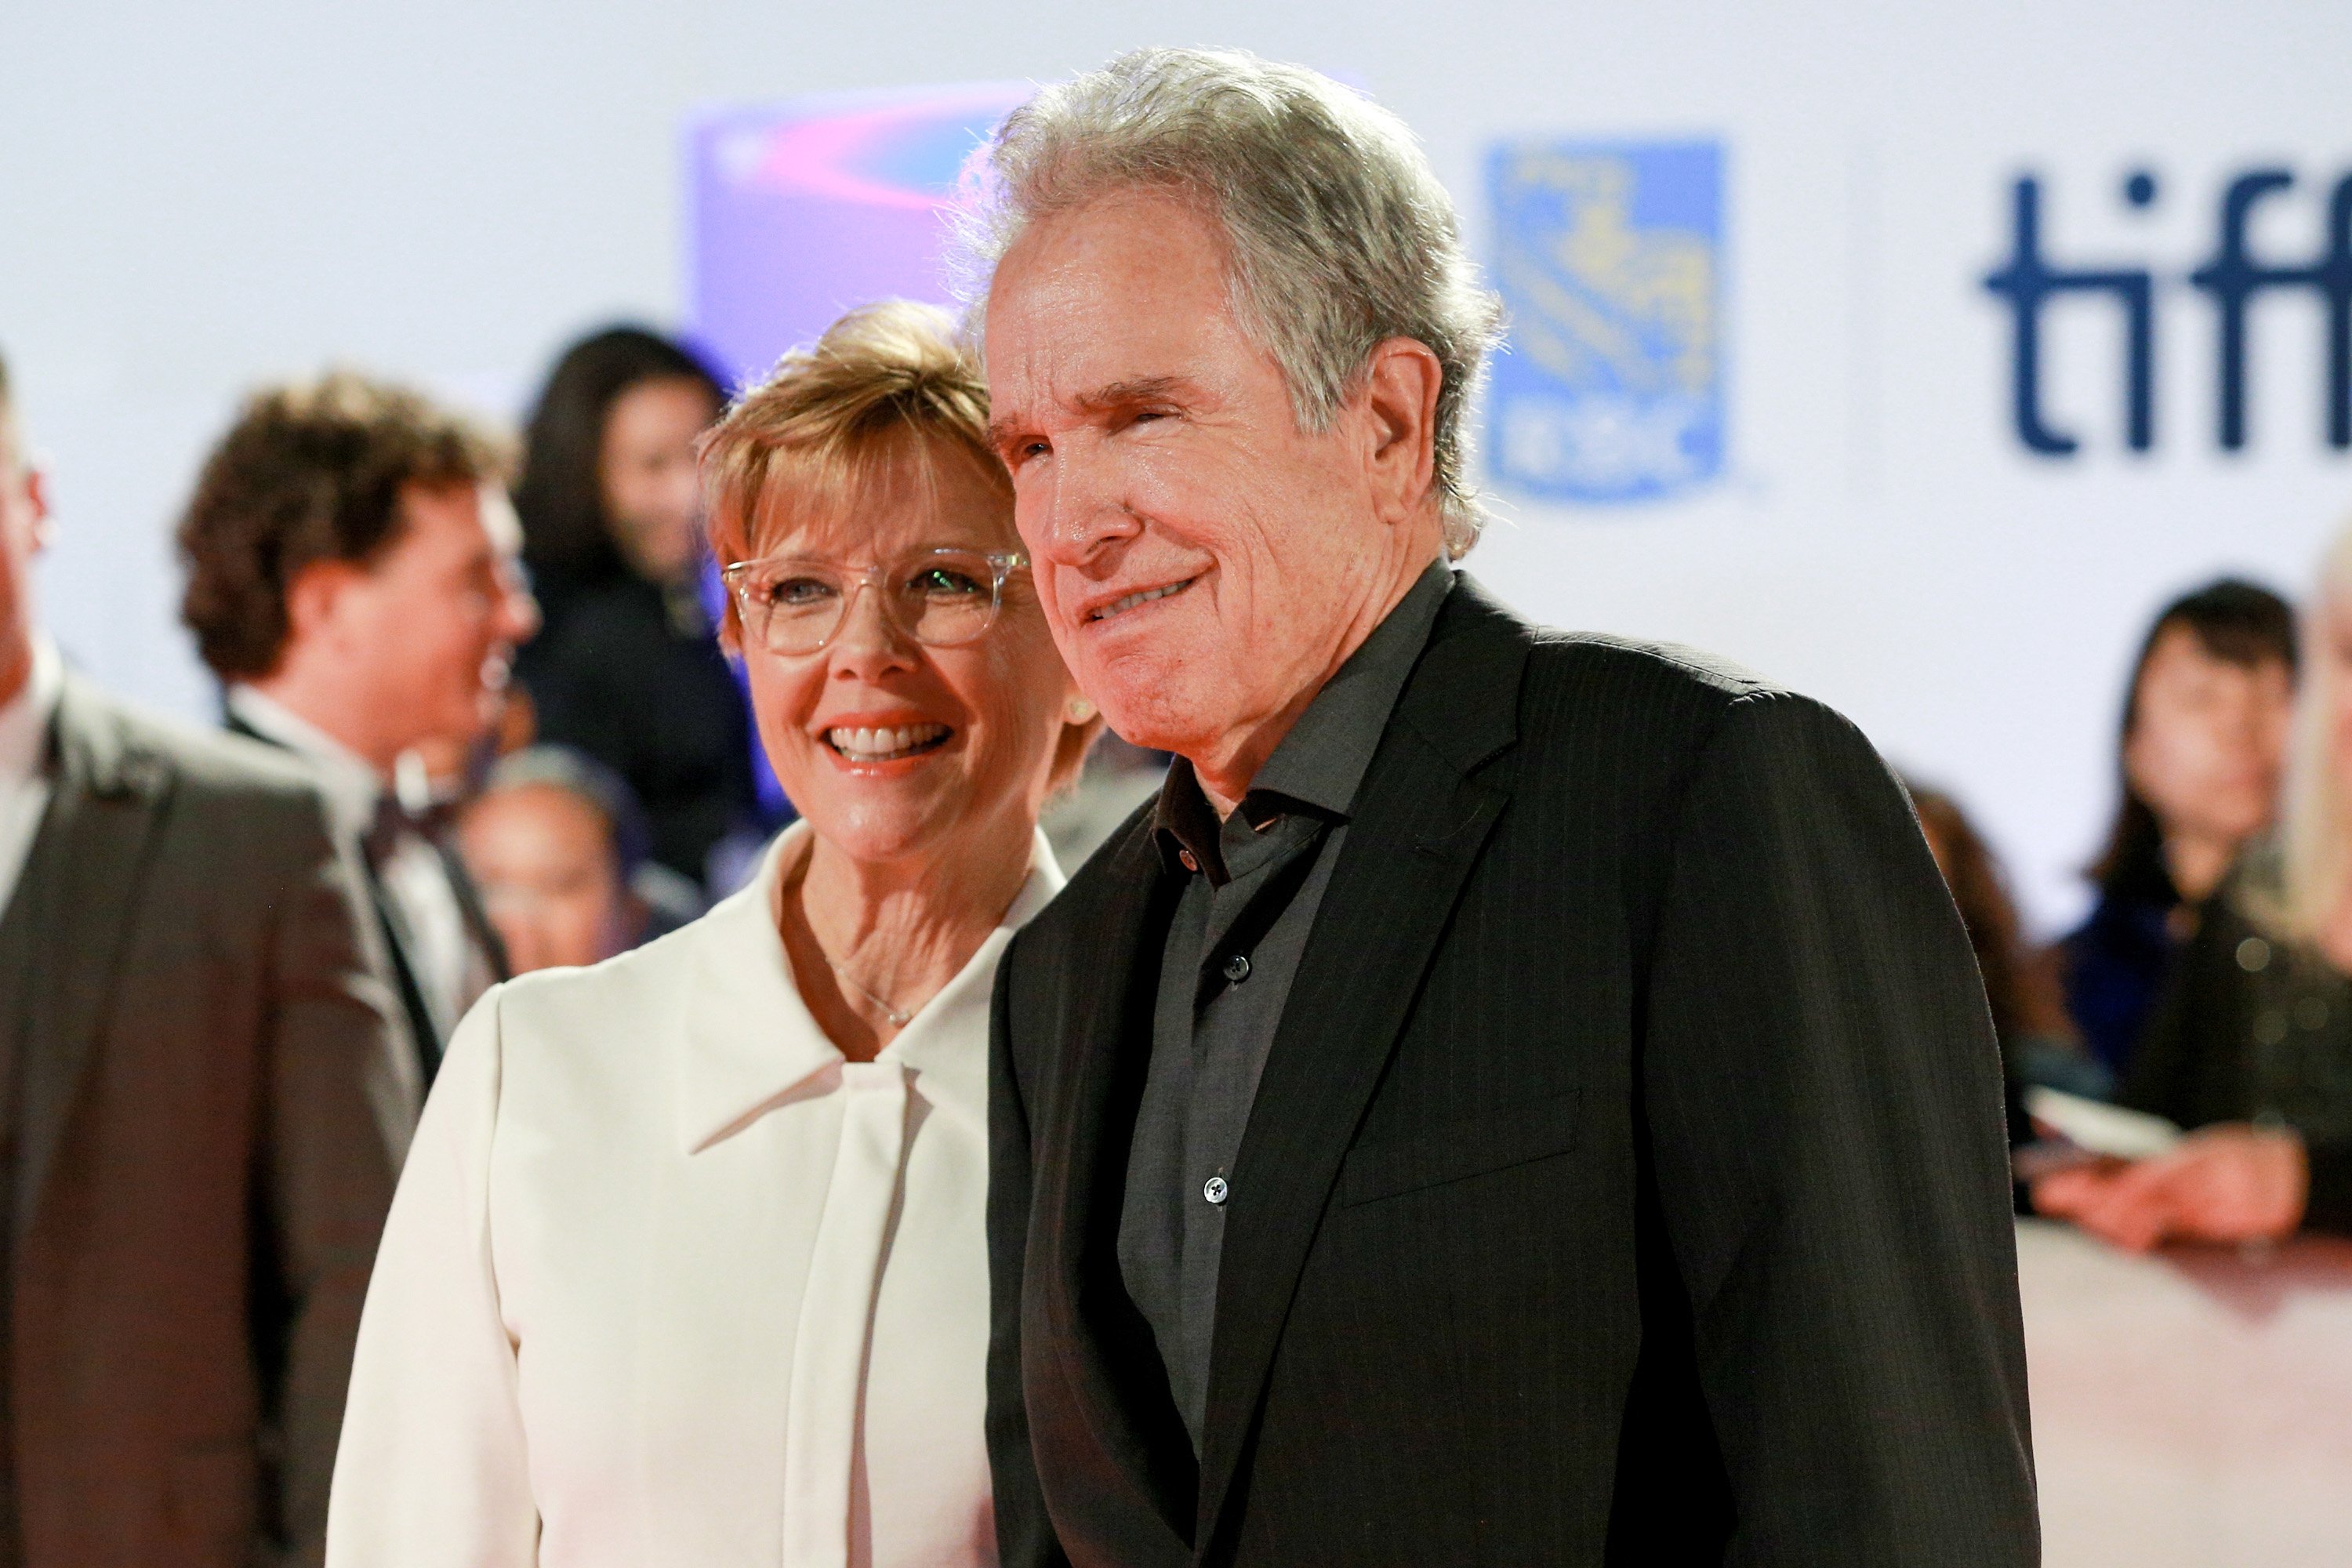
[326,823,1064,1567]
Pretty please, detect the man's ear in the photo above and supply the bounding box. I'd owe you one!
[22,466,53,554]
[1358,336,1443,525]
[283,557,367,648]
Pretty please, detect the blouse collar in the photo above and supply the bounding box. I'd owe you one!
[677,819,1065,1154]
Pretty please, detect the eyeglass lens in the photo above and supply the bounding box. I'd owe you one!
[736,551,1004,654]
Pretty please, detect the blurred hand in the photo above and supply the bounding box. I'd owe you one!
[2034,1124,2308,1250]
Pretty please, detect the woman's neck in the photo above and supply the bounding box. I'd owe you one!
[775,811,1035,1062]
[2162,830,2238,905]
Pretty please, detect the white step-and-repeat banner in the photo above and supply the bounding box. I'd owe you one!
[14,0,2349,932]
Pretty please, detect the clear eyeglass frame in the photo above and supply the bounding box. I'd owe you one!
[720,546,1029,657]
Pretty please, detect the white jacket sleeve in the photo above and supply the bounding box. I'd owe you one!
[328,988,539,1566]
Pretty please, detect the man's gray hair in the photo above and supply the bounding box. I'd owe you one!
[956,49,1505,557]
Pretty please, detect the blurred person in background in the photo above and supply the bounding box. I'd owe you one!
[2058,579,2296,1083]
[456,745,702,974]
[510,325,763,890]
[1911,782,2100,1180]
[2039,537,2352,1247]
[328,302,1100,1565]
[0,347,405,1566]
[178,372,537,1088]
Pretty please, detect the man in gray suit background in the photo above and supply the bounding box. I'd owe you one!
[0,345,410,1566]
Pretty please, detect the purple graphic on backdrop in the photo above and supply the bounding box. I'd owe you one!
[687,83,1030,390]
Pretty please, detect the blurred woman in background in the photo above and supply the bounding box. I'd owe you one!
[2056,579,2296,1082]
[511,325,761,890]
[2039,538,2352,1247]
[1910,782,2093,1165]
[328,303,1099,1563]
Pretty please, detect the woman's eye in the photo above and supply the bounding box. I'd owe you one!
[910,568,984,597]
[768,577,837,608]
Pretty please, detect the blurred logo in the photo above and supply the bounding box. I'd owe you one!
[1984,169,2352,457]
[1485,140,1726,503]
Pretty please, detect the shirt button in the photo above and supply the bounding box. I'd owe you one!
[1222,952,1251,983]
[1203,1175,1229,1205]
[1179,849,1200,873]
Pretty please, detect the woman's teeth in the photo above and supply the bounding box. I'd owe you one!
[827,724,949,762]
[1092,579,1191,621]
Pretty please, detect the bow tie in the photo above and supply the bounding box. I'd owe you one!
[362,792,455,868]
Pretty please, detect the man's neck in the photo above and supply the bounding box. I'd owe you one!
[241,671,396,781]
[0,634,30,713]
[1192,550,1442,816]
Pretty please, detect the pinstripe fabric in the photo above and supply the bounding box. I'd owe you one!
[988,575,2039,1568]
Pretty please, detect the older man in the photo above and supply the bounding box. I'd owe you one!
[975,50,2038,1567]
[0,350,406,1566]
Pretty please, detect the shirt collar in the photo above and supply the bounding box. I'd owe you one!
[677,819,1067,1154]
[0,637,64,788]
[1154,559,1453,884]
[225,684,384,840]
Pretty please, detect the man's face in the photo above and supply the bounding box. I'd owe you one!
[331,482,539,764]
[460,782,633,973]
[983,191,1406,774]
[0,406,50,695]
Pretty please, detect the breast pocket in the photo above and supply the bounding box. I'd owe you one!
[1335,1088,1581,1209]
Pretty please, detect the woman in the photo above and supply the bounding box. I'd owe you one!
[510,325,766,889]
[328,302,1100,1565]
[2039,535,2352,1247]
[1910,783,2095,1132]
[2056,579,2296,1080]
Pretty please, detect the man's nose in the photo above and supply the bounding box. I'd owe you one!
[503,575,543,645]
[1028,438,1142,565]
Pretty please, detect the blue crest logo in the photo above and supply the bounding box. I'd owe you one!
[1485,140,1726,503]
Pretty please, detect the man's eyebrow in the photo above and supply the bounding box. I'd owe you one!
[986,376,1193,451]
[1073,376,1186,412]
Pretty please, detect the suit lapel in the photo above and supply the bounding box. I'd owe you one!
[1193,578,1531,1556]
[1033,813,1200,1552]
[16,677,171,1240]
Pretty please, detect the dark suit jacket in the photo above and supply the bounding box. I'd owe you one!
[987,577,2038,1567]
[221,709,504,1088]
[7,677,408,1567]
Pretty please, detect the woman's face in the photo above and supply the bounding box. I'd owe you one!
[600,376,720,584]
[739,444,1080,873]
[2124,622,2293,848]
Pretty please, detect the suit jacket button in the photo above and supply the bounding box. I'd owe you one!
[1203,1176,1229,1205]
[1222,952,1251,983]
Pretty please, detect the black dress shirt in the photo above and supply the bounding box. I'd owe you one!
[1118,560,1450,1452]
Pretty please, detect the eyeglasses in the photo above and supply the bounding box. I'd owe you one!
[720,547,1029,657]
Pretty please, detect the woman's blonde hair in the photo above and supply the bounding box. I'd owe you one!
[2264,519,2352,940]
[699,300,1009,645]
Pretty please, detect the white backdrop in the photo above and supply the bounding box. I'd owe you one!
[6,0,2350,933]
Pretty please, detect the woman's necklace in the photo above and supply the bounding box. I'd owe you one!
[829,960,914,1028]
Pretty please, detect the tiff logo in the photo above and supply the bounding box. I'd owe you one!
[1983,169,2352,456]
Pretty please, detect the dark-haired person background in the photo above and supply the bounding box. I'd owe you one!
[2041,533,2352,1247]
[178,371,538,1088]
[510,325,766,891]
[2056,579,2296,1085]
[1911,780,2102,1189]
